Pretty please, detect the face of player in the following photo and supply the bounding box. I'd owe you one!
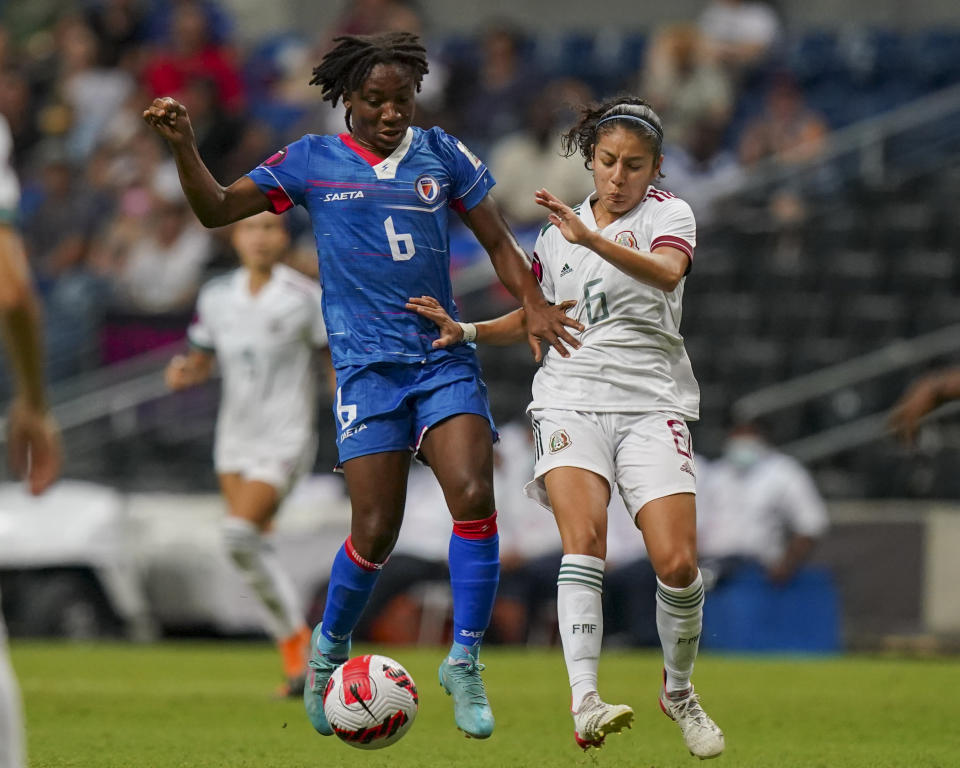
[591,127,663,227]
[232,212,289,272]
[343,62,416,156]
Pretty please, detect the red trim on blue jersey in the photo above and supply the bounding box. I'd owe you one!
[339,133,387,166]
[264,185,294,213]
[452,511,498,540]
[650,234,694,260]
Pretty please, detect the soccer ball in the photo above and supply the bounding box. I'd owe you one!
[323,654,419,749]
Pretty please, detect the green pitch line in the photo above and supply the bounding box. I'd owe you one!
[11,642,960,768]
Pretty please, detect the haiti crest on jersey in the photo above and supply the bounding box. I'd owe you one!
[549,429,572,453]
[415,175,440,203]
[615,230,638,249]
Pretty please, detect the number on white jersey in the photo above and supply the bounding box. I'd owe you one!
[583,279,609,323]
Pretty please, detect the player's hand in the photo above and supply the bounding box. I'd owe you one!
[142,97,196,147]
[6,398,61,496]
[164,355,195,390]
[405,296,463,348]
[535,188,592,246]
[889,378,939,446]
[522,299,583,362]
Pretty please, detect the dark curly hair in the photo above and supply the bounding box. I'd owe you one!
[310,31,429,132]
[561,95,664,173]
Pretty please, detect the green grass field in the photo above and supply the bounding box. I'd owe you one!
[11,641,960,768]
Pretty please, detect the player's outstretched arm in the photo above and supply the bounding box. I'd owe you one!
[165,349,214,391]
[143,97,269,228]
[890,368,960,445]
[460,195,582,359]
[0,224,61,495]
[535,187,688,292]
[406,296,581,362]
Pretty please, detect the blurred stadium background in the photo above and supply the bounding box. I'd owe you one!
[0,0,959,657]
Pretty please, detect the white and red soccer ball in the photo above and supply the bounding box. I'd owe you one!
[322,654,419,749]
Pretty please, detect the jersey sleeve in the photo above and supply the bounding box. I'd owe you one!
[434,129,496,213]
[187,286,216,353]
[532,228,556,304]
[650,197,696,270]
[246,136,311,214]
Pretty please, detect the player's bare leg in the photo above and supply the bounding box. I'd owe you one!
[549,467,633,749]
[640,494,724,759]
[421,414,497,739]
[305,451,408,735]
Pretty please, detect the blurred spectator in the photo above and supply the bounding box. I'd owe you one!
[445,24,539,156]
[738,73,829,170]
[696,420,830,587]
[641,24,734,150]
[487,78,594,227]
[22,142,103,285]
[109,163,212,314]
[697,0,782,78]
[323,0,422,40]
[661,118,743,226]
[84,0,148,69]
[142,0,245,115]
[0,69,41,169]
[56,18,135,161]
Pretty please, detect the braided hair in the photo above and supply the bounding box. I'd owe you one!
[561,95,664,174]
[310,31,429,131]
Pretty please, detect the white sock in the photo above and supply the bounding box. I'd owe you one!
[656,569,704,694]
[0,624,24,768]
[222,516,304,640]
[557,554,605,712]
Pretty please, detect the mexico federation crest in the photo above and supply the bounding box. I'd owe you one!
[615,230,638,249]
[549,429,572,453]
[415,174,440,203]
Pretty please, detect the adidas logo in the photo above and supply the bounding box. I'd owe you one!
[560,263,573,277]
[680,460,696,478]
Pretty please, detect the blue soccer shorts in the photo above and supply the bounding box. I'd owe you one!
[332,350,498,464]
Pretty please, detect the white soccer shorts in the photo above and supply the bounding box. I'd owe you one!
[215,437,317,497]
[525,409,697,518]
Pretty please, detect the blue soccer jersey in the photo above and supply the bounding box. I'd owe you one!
[247,126,495,369]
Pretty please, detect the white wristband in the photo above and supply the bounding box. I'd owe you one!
[458,322,478,343]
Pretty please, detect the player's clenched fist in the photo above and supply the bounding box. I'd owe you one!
[142,97,195,145]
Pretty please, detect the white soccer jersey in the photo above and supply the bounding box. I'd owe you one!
[188,263,327,461]
[530,187,700,418]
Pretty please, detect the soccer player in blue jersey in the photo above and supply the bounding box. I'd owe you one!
[143,31,579,740]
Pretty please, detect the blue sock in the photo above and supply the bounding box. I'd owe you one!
[321,536,382,645]
[448,513,500,660]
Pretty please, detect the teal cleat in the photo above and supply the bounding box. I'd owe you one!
[303,624,350,736]
[438,655,495,739]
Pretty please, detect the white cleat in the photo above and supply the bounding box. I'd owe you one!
[572,692,634,750]
[659,683,725,759]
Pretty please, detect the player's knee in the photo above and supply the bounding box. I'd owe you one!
[564,521,605,559]
[352,515,401,563]
[446,475,495,520]
[656,553,699,589]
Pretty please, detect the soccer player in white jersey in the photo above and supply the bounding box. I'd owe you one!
[164,211,333,697]
[0,113,62,768]
[408,95,724,758]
